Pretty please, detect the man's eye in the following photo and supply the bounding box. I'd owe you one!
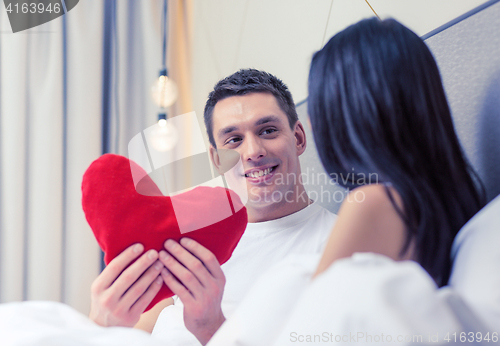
[261,128,277,135]
[225,137,241,145]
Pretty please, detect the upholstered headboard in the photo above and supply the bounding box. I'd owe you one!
[298,0,500,214]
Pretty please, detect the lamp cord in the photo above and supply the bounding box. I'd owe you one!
[364,0,381,20]
[162,0,168,72]
[231,0,249,72]
[321,0,334,47]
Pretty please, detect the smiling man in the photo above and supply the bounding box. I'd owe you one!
[88,69,337,345]
[210,92,309,223]
[150,69,338,345]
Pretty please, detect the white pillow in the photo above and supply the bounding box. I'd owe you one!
[449,194,500,330]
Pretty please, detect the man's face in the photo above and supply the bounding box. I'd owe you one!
[209,92,306,212]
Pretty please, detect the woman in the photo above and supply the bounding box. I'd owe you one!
[309,18,485,286]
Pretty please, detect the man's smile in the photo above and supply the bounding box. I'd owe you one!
[243,165,279,183]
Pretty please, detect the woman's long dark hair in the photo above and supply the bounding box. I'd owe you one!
[308,18,485,287]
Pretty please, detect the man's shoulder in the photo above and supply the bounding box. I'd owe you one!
[298,204,337,247]
[231,203,337,256]
[313,203,337,216]
[305,203,338,227]
[280,203,337,244]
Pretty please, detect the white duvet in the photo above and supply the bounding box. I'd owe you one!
[208,253,493,346]
[2,195,499,346]
[207,194,500,346]
[0,255,491,346]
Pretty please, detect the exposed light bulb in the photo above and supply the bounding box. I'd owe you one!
[150,120,179,152]
[151,74,179,108]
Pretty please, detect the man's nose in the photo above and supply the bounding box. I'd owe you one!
[242,136,266,161]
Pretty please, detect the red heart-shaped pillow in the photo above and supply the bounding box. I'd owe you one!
[82,154,247,311]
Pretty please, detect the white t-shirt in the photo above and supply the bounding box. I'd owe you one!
[151,202,337,345]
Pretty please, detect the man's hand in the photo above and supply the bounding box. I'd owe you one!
[159,238,226,346]
[89,243,164,327]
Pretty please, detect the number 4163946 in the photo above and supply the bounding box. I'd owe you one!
[444,332,498,343]
[5,2,61,14]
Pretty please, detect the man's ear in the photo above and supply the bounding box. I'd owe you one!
[294,121,307,156]
[209,145,224,175]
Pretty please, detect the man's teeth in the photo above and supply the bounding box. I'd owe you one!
[246,167,274,178]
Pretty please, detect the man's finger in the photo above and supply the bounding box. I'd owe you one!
[159,249,204,295]
[160,268,195,305]
[111,249,159,297]
[120,260,164,309]
[180,238,225,280]
[163,239,215,287]
[94,243,144,291]
[129,275,164,316]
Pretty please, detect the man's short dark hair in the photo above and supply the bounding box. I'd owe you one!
[204,68,299,147]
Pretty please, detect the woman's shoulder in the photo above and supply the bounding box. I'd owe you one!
[313,183,413,277]
[334,183,411,260]
[342,183,403,217]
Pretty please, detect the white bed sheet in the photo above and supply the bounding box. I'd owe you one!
[209,253,494,346]
[0,301,165,346]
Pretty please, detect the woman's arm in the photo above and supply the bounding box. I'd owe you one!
[133,298,174,333]
[313,184,412,278]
